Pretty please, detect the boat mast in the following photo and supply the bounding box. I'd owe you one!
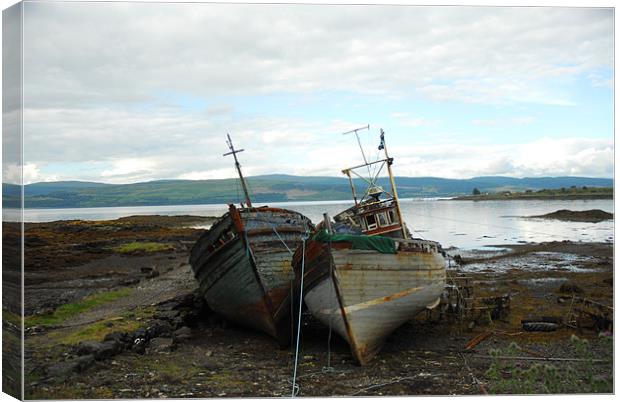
[379,129,408,239]
[223,133,253,208]
[344,171,358,206]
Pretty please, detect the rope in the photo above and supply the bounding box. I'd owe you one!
[291,234,308,398]
[325,235,335,371]
[325,321,334,372]
[244,231,251,258]
[271,225,293,255]
[287,368,352,384]
[459,352,488,394]
[349,376,418,396]
[445,268,466,322]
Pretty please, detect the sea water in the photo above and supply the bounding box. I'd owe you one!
[8,198,614,249]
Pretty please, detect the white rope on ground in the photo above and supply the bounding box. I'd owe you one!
[291,234,308,398]
[324,321,334,373]
[287,368,352,387]
[459,352,487,394]
[349,376,418,396]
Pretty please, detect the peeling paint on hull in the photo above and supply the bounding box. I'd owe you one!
[190,205,312,346]
[294,241,446,365]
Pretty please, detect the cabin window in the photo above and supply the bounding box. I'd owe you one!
[377,212,388,227]
[388,210,398,224]
[365,214,378,230]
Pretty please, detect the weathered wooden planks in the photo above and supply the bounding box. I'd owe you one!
[294,239,446,365]
[190,205,312,346]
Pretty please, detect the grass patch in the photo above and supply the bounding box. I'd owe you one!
[114,354,203,388]
[60,317,141,345]
[25,288,133,327]
[208,369,247,388]
[114,241,175,254]
[485,334,613,394]
[52,306,155,345]
[3,309,22,326]
[26,383,84,400]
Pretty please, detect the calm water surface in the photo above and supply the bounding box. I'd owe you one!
[12,198,614,249]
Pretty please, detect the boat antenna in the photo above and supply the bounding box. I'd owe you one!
[379,129,407,239]
[223,133,252,208]
[343,124,372,191]
[342,124,370,166]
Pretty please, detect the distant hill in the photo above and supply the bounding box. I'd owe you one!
[2,175,613,209]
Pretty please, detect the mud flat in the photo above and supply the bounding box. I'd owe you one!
[15,216,613,398]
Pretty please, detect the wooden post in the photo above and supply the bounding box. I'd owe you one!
[380,129,408,239]
[344,170,358,205]
[223,133,253,208]
[323,213,333,234]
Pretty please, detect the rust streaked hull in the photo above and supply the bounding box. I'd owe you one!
[190,205,312,346]
[294,239,446,365]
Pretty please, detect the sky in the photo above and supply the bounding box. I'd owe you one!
[3,2,615,184]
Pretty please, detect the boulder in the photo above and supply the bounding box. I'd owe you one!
[171,315,186,329]
[146,270,160,279]
[75,341,105,356]
[95,341,121,360]
[120,277,140,286]
[132,338,147,355]
[75,340,119,360]
[147,337,175,353]
[154,310,180,321]
[104,331,131,347]
[47,354,95,378]
[131,327,147,341]
[173,326,192,341]
[146,319,173,338]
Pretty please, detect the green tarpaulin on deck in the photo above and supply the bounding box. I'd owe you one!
[312,230,397,254]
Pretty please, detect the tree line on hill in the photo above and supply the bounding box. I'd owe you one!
[2,174,613,209]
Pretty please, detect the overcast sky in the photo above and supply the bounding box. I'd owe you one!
[7,2,615,184]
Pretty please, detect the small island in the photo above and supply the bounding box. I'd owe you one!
[453,186,613,201]
[528,209,613,223]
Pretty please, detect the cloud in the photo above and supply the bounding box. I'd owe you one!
[13,4,613,184]
[100,158,157,182]
[471,116,536,127]
[417,78,578,106]
[471,119,497,127]
[3,163,59,185]
[511,116,536,125]
[23,132,613,183]
[177,168,235,181]
[393,137,613,179]
[21,104,370,182]
[23,4,612,107]
[391,113,436,128]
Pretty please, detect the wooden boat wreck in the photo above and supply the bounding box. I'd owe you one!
[292,127,446,365]
[190,135,312,346]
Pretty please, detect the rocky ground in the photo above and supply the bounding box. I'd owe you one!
[10,216,614,398]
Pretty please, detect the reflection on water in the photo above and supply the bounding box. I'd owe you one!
[12,198,614,249]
